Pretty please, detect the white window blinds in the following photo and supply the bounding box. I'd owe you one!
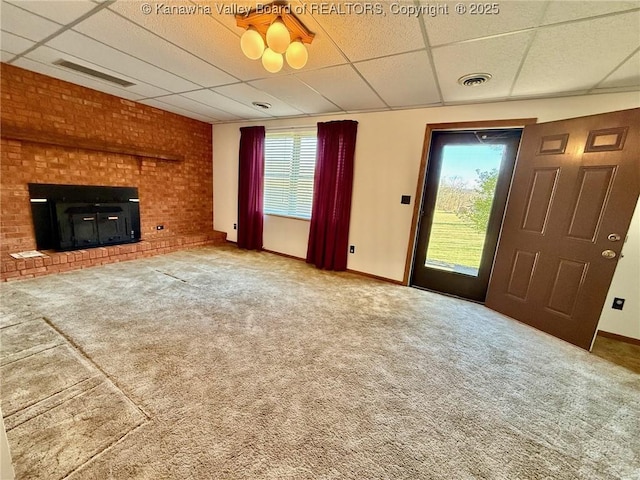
[264,130,317,219]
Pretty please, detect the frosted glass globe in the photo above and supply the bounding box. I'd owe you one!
[262,48,283,73]
[285,40,308,69]
[266,18,291,54]
[240,28,264,60]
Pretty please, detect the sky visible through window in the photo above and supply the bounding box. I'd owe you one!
[440,144,504,188]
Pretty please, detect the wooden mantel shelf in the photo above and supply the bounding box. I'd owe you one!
[0,124,184,162]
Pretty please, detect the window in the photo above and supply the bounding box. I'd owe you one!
[264,130,317,219]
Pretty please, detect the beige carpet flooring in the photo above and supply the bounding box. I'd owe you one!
[1,245,639,479]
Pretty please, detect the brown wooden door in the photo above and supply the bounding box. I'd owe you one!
[486,108,640,350]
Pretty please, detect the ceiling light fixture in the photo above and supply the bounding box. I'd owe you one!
[240,27,264,60]
[236,3,315,73]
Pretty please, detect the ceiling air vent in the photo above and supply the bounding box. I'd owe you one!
[458,73,492,87]
[252,101,272,109]
[53,60,135,87]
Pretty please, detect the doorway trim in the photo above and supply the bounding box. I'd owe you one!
[403,118,538,286]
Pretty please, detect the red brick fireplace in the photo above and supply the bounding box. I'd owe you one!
[1,63,225,281]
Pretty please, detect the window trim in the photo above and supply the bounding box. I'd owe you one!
[264,213,311,222]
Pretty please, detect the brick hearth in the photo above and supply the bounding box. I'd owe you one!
[2,231,226,281]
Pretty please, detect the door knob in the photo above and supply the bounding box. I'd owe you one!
[607,233,621,242]
[602,250,617,259]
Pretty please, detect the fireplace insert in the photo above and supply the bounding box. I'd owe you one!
[29,184,141,251]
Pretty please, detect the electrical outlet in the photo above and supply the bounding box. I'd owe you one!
[401,195,411,205]
[612,298,625,310]
[156,225,164,230]
[349,245,355,254]
[233,223,237,230]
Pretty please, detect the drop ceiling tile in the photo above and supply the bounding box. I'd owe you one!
[12,57,144,101]
[25,45,172,99]
[6,0,96,25]
[0,2,61,42]
[542,1,640,25]
[355,51,440,107]
[423,1,546,46]
[283,30,347,71]
[181,89,274,119]
[513,11,640,97]
[45,30,199,93]
[434,31,534,103]
[106,1,267,81]
[72,9,236,87]
[1,31,35,55]
[195,1,240,31]
[295,65,387,111]
[310,5,425,61]
[150,94,242,121]
[1,51,16,62]
[598,50,640,89]
[249,76,341,114]
[139,98,214,123]
[282,3,350,70]
[214,83,306,117]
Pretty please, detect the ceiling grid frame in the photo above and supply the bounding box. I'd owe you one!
[588,46,640,93]
[5,0,115,63]
[417,0,445,106]
[507,0,552,99]
[299,3,391,110]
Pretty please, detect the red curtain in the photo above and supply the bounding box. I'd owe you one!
[306,120,358,270]
[237,126,265,250]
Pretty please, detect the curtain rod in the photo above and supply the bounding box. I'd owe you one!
[266,125,317,132]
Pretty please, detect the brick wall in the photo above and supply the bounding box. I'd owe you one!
[1,63,216,262]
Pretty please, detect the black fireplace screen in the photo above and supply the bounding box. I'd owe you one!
[28,184,141,251]
[55,203,132,249]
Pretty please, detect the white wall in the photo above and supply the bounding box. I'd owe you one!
[212,92,640,336]
[263,214,310,258]
[597,200,640,340]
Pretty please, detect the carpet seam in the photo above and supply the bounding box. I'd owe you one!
[59,419,150,480]
[3,374,98,424]
[42,316,152,420]
[4,376,103,431]
[0,318,44,331]
[0,317,44,330]
[154,269,188,283]
[0,342,65,367]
